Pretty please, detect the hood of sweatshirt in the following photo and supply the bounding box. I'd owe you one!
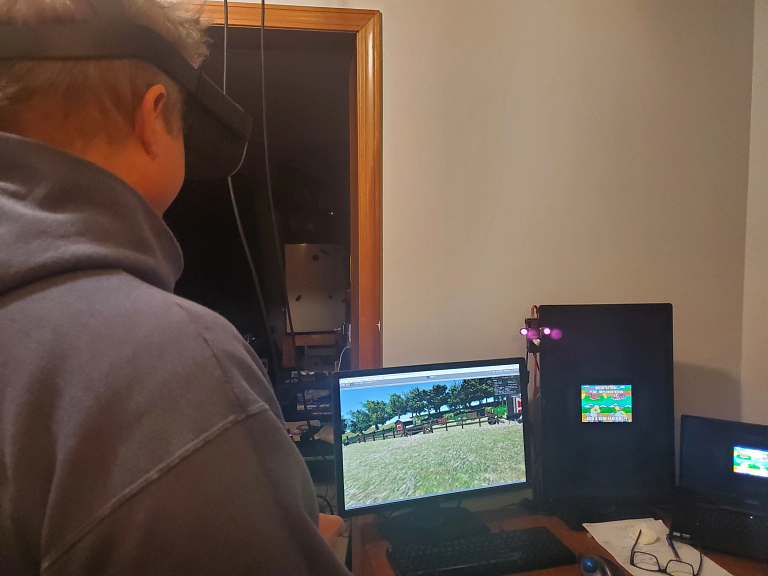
[0,132,183,297]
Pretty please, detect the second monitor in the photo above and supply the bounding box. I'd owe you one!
[538,303,675,525]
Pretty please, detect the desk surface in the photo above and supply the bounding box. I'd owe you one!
[350,509,768,576]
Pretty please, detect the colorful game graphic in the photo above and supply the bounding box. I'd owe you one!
[581,384,632,423]
[734,446,768,478]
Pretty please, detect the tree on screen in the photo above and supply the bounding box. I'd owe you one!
[461,378,495,406]
[426,384,448,416]
[362,400,391,430]
[349,409,372,434]
[454,380,476,409]
[389,393,408,419]
[464,379,482,406]
[406,388,428,418]
[447,383,464,411]
[478,378,496,404]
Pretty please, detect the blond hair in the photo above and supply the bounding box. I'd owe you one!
[0,0,210,140]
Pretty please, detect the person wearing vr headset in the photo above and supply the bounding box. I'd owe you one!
[0,1,350,574]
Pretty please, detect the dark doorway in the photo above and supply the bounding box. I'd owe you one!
[164,26,356,382]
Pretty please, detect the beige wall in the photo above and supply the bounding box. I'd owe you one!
[742,0,768,425]
[245,0,756,421]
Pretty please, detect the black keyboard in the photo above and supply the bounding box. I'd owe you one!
[386,526,577,576]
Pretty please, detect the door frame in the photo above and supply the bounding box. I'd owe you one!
[204,3,383,369]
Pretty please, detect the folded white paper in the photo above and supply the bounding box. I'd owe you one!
[583,518,732,576]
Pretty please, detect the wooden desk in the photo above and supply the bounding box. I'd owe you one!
[350,509,768,576]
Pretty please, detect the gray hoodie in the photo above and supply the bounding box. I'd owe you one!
[0,132,351,575]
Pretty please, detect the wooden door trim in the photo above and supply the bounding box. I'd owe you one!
[204,3,383,369]
[203,2,378,32]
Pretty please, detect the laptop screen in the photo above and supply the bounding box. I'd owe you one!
[680,415,768,507]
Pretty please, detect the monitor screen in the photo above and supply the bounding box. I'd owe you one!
[680,416,768,507]
[734,446,768,478]
[581,384,632,423]
[334,360,528,513]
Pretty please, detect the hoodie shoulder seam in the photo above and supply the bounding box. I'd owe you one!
[40,406,270,572]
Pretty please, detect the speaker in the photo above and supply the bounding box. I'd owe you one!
[538,304,674,506]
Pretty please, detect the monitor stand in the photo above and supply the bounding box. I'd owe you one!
[554,502,661,531]
[377,504,489,548]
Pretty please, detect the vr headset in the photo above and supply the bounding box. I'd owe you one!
[0,0,251,180]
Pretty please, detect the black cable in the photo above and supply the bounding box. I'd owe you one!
[228,178,279,376]
[337,346,350,371]
[221,1,229,89]
[260,0,296,350]
[223,0,279,376]
[317,494,335,516]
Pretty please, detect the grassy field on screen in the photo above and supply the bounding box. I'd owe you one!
[342,422,525,508]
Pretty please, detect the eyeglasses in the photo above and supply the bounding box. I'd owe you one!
[630,530,702,576]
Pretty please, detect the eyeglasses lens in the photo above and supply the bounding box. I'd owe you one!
[634,552,662,571]
[666,560,695,576]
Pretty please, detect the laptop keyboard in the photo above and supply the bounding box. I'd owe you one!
[672,504,768,562]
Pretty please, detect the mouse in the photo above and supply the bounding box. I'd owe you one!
[578,553,626,576]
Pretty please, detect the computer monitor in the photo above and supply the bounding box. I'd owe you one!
[332,358,530,516]
[538,304,675,506]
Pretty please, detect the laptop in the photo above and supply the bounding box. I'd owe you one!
[671,415,768,562]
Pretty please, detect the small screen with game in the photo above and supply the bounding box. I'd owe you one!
[734,446,768,478]
[581,384,632,423]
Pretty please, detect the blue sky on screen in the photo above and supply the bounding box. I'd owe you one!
[340,380,464,420]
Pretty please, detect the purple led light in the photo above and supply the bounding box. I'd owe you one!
[542,327,551,335]
[520,328,529,336]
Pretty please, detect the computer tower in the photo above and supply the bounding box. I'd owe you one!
[537,304,675,511]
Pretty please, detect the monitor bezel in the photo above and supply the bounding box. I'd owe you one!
[332,357,531,517]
